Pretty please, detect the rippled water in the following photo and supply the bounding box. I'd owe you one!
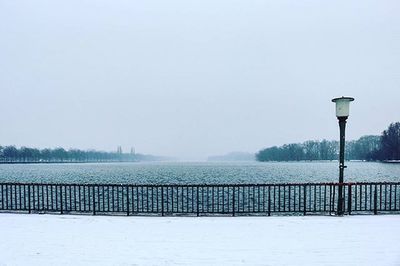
[0,161,399,184]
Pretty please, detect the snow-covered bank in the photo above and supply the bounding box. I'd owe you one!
[0,214,399,266]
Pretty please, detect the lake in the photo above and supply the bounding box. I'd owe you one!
[0,161,399,184]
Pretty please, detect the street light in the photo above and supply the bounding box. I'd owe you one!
[332,96,355,215]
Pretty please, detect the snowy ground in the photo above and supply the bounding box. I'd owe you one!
[0,214,399,266]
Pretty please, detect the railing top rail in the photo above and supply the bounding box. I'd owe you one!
[0,181,399,187]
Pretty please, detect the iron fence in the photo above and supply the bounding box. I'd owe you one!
[0,182,399,216]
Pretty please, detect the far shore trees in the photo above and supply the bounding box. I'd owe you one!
[256,139,340,162]
[370,122,400,161]
[256,122,400,162]
[0,146,163,163]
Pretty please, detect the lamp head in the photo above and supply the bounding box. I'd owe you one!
[332,96,355,118]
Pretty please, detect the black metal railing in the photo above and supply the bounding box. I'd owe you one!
[0,182,399,216]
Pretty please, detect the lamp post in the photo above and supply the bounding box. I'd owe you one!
[332,96,354,215]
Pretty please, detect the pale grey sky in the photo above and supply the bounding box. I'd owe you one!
[0,0,399,160]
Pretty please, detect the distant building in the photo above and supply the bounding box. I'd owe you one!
[117,146,123,154]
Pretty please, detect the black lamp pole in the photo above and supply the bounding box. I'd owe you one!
[332,96,354,216]
[337,116,347,215]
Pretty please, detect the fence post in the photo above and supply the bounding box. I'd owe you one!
[28,185,31,214]
[268,185,271,216]
[126,186,130,216]
[161,186,164,216]
[0,185,2,210]
[196,186,200,217]
[60,186,63,214]
[303,185,307,216]
[232,186,236,217]
[348,184,352,215]
[374,185,378,215]
[92,185,96,215]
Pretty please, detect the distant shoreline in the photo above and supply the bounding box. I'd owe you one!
[382,160,400,164]
[0,160,396,165]
[0,161,145,165]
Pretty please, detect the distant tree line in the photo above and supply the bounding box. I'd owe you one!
[256,122,400,162]
[369,122,400,161]
[0,146,161,163]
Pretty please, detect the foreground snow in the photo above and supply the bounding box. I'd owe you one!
[0,214,399,266]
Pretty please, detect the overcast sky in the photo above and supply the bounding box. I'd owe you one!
[0,0,399,160]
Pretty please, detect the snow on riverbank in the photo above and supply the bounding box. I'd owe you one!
[0,214,399,266]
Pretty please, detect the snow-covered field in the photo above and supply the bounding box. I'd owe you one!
[0,214,399,266]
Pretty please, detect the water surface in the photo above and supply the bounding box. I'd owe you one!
[0,162,399,184]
